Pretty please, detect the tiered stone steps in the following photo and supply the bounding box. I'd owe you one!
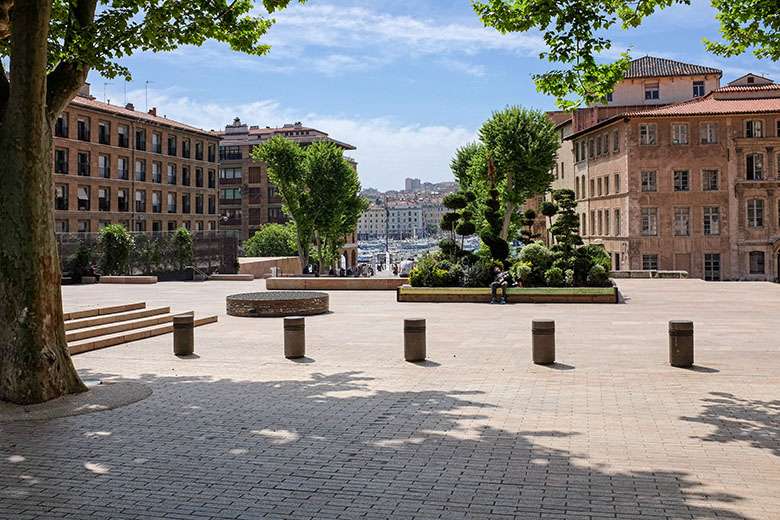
[65,302,218,355]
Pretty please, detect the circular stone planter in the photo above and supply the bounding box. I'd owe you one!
[226,291,329,317]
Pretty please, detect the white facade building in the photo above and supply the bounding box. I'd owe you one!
[357,204,387,240]
[388,205,424,239]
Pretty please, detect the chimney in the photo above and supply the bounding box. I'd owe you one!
[77,82,91,98]
[125,103,134,111]
[148,107,157,116]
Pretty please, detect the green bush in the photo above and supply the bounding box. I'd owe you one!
[462,262,491,287]
[517,242,554,271]
[243,223,297,257]
[66,243,93,281]
[138,238,163,275]
[587,264,611,286]
[408,268,425,287]
[98,224,133,275]
[544,267,564,287]
[581,244,612,271]
[564,269,575,287]
[171,227,194,271]
[511,264,532,285]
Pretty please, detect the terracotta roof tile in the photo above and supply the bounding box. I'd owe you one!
[624,56,722,79]
[621,92,780,118]
[70,96,215,137]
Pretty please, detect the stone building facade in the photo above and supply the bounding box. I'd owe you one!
[358,205,387,239]
[569,74,780,281]
[215,119,359,266]
[52,84,220,233]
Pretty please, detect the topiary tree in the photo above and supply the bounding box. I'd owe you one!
[171,227,194,272]
[478,156,510,264]
[549,189,583,256]
[518,208,541,245]
[98,224,133,275]
[540,200,559,244]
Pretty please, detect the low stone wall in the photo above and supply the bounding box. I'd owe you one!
[610,270,688,279]
[238,257,302,279]
[267,277,406,291]
[397,286,618,304]
[226,291,329,317]
[100,276,158,284]
[210,274,255,281]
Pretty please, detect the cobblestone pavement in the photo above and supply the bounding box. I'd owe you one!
[2,279,779,519]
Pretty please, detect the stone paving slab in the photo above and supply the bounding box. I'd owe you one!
[1,279,779,519]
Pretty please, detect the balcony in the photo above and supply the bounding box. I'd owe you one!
[220,198,241,206]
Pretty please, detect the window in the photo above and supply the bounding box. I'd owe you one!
[168,221,177,231]
[596,136,602,156]
[700,122,717,144]
[77,152,90,176]
[55,113,68,138]
[208,143,216,162]
[268,186,279,198]
[606,92,613,102]
[604,176,610,195]
[672,124,689,145]
[208,170,216,189]
[98,155,110,178]
[673,170,690,191]
[613,130,619,151]
[168,135,177,156]
[208,195,216,214]
[581,213,586,234]
[614,209,620,236]
[221,188,241,199]
[603,133,609,154]
[642,254,659,270]
[747,199,764,227]
[56,220,69,233]
[588,139,594,158]
[135,159,146,182]
[168,193,177,213]
[167,164,177,185]
[575,142,580,162]
[195,168,203,188]
[135,129,146,151]
[55,185,68,210]
[118,125,129,148]
[152,191,162,213]
[182,139,190,159]
[746,153,764,180]
[117,157,129,180]
[135,190,146,212]
[642,208,658,236]
[639,124,656,145]
[152,162,161,183]
[614,173,620,193]
[77,186,90,211]
[704,253,721,281]
[98,187,110,212]
[604,211,610,236]
[749,251,765,274]
[54,149,68,174]
[181,194,191,213]
[703,207,720,235]
[195,195,203,214]
[597,210,602,235]
[135,220,146,232]
[77,117,90,141]
[269,207,283,219]
[152,133,162,153]
[693,81,705,98]
[590,179,595,196]
[152,221,162,233]
[77,220,91,233]
[98,121,110,144]
[182,167,191,187]
[644,82,659,100]
[219,168,242,179]
[674,207,691,236]
[703,169,719,191]
[117,189,129,212]
[745,120,763,138]
[641,171,657,192]
[597,178,603,196]
[195,142,204,161]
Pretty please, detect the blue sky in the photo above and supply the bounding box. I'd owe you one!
[90,0,780,191]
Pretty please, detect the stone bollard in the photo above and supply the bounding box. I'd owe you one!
[404,318,426,362]
[284,316,306,359]
[173,314,194,356]
[531,319,555,365]
[669,320,694,368]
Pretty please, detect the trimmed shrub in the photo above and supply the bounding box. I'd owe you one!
[517,242,554,271]
[587,264,610,286]
[511,264,532,285]
[66,243,93,281]
[544,267,564,287]
[171,227,194,271]
[564,269,575,287]
[462,262,491,287]
[98,224,133,275]
[243,223,297,257]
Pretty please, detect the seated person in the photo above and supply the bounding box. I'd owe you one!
[88,263,101,282]
[490,266,508,304]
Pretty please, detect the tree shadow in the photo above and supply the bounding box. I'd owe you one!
[682,391,780,457]
[0,370,752,519]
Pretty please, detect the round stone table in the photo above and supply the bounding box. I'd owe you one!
[226,291,329,317]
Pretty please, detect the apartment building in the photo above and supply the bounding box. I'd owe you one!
[570,73,780,281]
[358,205,387,239]
[388,205,424,239]
[215,118,359,265]
[53,84,220,233]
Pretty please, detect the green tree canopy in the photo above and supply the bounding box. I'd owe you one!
[472,0,780,109]
[243,223,298,257]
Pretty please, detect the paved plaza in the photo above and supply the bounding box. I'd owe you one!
[2,279,779,519]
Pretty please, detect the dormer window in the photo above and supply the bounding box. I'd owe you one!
[693,81,705,97]
[644,82,659,100]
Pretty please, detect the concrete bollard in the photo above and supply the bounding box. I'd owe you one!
[532,319,555,365]
[284,316,306,359]
[669,320,694,368]
[404,318,426,362]
[173,314,194,356]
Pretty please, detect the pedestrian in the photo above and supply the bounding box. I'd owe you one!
[490,266,508,304]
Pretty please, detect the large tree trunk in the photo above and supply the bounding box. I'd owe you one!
[0,0,87,404]
[500,168,514,241]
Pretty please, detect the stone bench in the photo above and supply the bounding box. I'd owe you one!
[267,277,406,291]
[210,274,255,281]
[100,276,158,284]
[81,276,97,284]
[397,285,618,304]
[226,291,329,317]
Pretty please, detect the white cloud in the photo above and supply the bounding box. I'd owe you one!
[118,87,474,191]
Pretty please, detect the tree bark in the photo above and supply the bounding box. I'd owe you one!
[0,0,87,404]
[500,168,514,241]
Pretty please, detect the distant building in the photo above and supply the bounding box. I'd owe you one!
[357,204,387,240]
[52,83,220,234]
[388,205,424,239]
[405,177,421,192]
